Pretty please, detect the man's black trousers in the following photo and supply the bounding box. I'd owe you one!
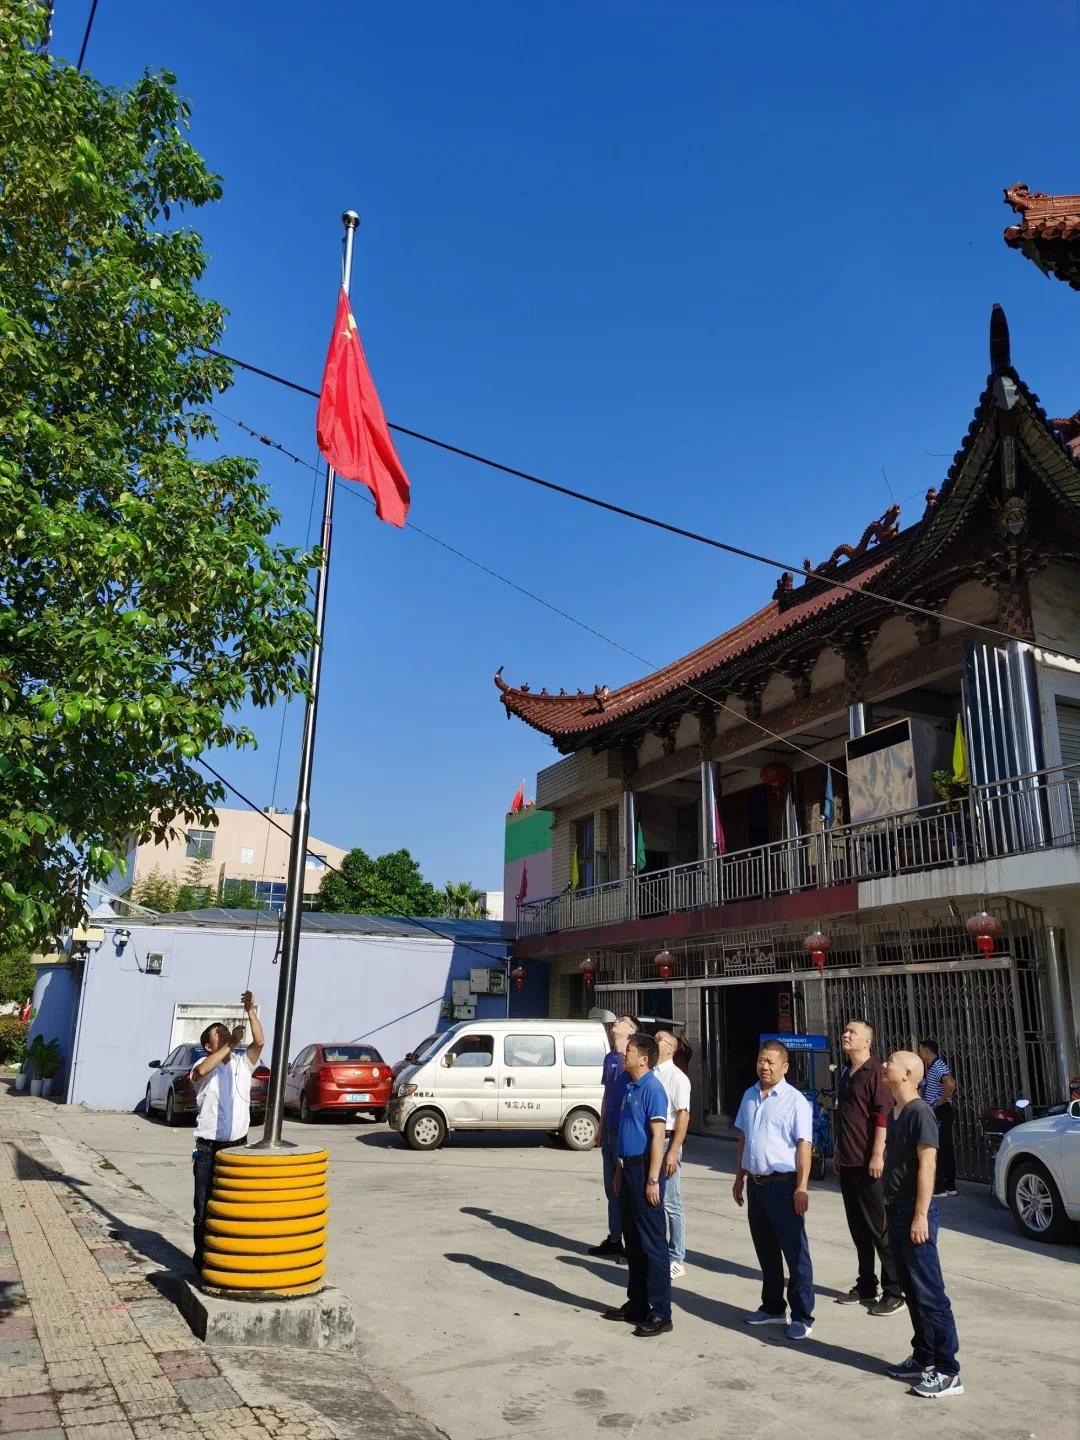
[619,1156,671,1322]
[192,1135,247,1269]
[838,1165,902,1300]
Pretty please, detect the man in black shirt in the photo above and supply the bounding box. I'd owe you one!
[881,1051,963,1400]
[833,1019,903,1314]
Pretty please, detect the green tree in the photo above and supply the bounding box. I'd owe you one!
[441,881,489,919]
[0,942,35,1005]
[132,867,178,914]
[174,857,213,911]
[0,3,316,949]
[318,848,443,918]
[219,878,264,910]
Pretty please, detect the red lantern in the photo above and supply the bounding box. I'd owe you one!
[965,910,1001,958]
[804,929,830,976]
[579,955,596,989]
[510,964,527,991]
[654,947,675,981]
[761,762,794,792]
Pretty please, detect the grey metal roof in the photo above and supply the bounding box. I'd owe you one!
[132,908,515,943]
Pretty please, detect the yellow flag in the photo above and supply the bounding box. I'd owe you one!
[570,847,580,889]
[952,714,969,785]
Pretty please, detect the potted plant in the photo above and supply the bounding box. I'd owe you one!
[13,1033,29,1091]
[39,1039,62,1098]
[27,1035,61,1098]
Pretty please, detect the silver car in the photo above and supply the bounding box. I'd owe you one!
[993,1099,1080,1243]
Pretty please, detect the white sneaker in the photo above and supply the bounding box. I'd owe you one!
[911,1369,964,1399]
[669,1261,686,1279]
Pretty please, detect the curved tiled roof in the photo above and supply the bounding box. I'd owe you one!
[1004,183,1080,290]
[495,547,898,739]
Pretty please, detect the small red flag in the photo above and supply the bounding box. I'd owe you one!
[316,288,410,527]
[516,861,528,906]
[508,781,525,814]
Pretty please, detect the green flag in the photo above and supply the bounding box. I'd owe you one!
[635,821,646,872]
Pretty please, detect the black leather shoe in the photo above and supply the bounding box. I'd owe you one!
[632,1314,673,1337]
[588,1238,626,1258]
[602,1304,644,1323]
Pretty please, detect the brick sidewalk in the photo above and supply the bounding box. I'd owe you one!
[0,1102,334,1440]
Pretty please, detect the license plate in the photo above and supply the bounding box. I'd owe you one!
[342,1092,371,1103]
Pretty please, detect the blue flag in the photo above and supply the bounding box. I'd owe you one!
[823,766,835,829]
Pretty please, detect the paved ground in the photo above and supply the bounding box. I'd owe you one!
[5,1093,1079,1440]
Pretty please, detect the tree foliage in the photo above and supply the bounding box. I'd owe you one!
[318,848,443,918]
[0,4,316,948]
[441,881,488,919]
[0,943,35,1005]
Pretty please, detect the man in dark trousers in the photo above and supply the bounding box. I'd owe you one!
[918,1039,958,1196]
[834,1019,904,1314]
[602,1032,672,1337]
[882,1050,963,1400]
[589,1012,638,1260]
[733,1040,815,1341]
[189,992,264,1272]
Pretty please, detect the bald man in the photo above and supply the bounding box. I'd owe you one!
[881,1051,963,1400]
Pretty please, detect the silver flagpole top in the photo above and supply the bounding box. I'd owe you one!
[342,210,360,230]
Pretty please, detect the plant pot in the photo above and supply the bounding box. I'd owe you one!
[30,1078,43,1097]
[13,1072,28,1093]
[41,1078,54,1098]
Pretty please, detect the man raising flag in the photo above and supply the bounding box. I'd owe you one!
[317,287,411,526]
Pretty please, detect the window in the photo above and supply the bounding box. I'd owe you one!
[322,1046,383,1064]
[239,846,255,865]
[563,1032,607,1067]
[185,828,215,860]
[253,880,288,913]
[447,1034,494,1068]
[301,892,320,910]
[305,853,328,871]
[504,1033,556,1068]
[573,815,595,890]
[291,1046,313,1069]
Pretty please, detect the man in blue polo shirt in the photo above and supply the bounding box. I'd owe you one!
[589,1013,638,1260]
[602,1032,672,1337]
[733,1039,815,1341]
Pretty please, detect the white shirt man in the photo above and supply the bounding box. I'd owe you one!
[654,1031,691,1278]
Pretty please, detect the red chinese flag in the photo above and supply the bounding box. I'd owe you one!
[509,781,525,814]
[316,288,410,527]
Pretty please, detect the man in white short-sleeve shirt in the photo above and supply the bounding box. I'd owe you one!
[189,991,264,1270]
[654,1031,692,1279]
[733,1040,816,1340]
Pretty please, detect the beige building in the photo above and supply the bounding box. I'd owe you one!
[125,806,348,913]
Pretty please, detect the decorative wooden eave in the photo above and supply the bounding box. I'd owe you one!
[1004,183,1080,291]
[495,307,1080,750]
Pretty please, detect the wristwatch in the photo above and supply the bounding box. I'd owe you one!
[647,1177,660,1187]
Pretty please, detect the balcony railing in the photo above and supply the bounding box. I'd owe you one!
[517,762,1080,938]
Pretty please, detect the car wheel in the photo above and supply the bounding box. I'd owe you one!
[404,1109,446,1151]
[371,1107,388,1124]
[164,1089,180,1127]
[811,1149,827,1183]
[563,1108,599,1151]
[1008,1158,1073,1243]
[144,1084,156,1119]
[300,1092,316,1124]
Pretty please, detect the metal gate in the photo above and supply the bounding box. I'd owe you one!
[816,958,1052,1182]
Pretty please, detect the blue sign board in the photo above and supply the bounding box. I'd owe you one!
[759,1032,829,1052]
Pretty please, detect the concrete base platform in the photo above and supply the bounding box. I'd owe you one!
[178,1276,357,1350]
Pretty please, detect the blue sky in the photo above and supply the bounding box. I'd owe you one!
[53,1,1080,893]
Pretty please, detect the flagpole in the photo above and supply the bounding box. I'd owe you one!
[255,208,360,1151]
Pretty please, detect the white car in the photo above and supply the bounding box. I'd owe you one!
[994,1099,1080,1243]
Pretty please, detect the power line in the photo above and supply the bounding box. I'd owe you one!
[195,758,513,967]
[204,345,1074,664]
[209,401,842,769]
[76,0,99,70]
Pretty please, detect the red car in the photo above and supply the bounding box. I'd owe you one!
[284,1043,391,1123]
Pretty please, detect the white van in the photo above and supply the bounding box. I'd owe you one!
[388,1018,608,1152]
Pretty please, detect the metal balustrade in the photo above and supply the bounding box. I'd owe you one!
[516,763,1080,938]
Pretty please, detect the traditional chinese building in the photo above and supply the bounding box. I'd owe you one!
[1005,183,1080,291]
[496,308,1080,1180]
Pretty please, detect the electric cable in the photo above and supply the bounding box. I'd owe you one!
[76,0,99,70]
[202,346,1077,665]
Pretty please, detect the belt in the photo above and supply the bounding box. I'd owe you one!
[619,1153,650,1167]
[748,1172,795,1185]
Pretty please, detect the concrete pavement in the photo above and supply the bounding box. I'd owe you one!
[9,1094,1080,1440]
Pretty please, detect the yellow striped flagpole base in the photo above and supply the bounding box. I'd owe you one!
[202,1148,329,1295]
